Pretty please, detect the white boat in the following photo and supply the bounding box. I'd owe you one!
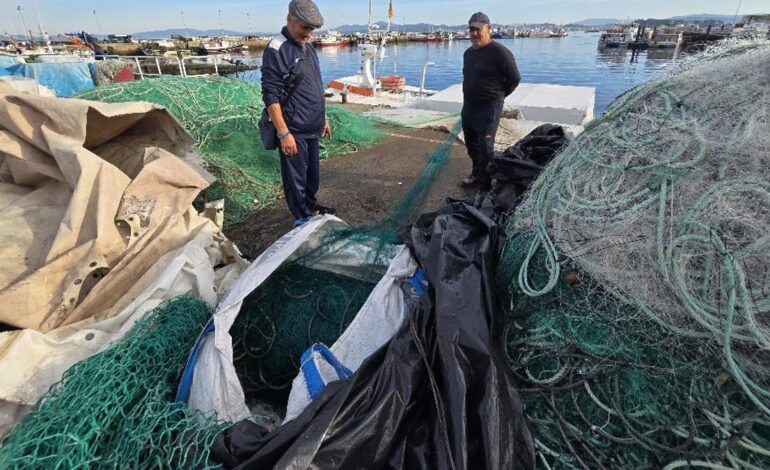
[199,40,243,54]
[598,30,633,48]
[550,28,569,38]
[313,31,348,47]
[648,27,682,48]
[529,29,553,38]
[731,15,770,39]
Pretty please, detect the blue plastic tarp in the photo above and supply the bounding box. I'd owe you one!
[3,62,95,97]
[0,56,22,68]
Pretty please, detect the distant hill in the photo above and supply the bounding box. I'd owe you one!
[335,21,464,33]
[559,14,740,26]
[130,28,271,39]
[669,14,736,22]
[574,18,624,26]
[130,13,747,38]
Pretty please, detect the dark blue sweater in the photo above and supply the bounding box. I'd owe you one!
[261,27,326,137]
[462,41,521,104]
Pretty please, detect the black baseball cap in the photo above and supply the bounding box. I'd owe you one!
[468,12,490,29]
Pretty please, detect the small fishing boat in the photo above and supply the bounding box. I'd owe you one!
[313,31,349,47]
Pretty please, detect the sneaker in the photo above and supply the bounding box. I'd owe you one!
[293,216,312,227]
[461,174,479,186]
[312,205,337,215]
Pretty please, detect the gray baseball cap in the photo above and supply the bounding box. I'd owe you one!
[289,0,324,28]
[468,11,490,29]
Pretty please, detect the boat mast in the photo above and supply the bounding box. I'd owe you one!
[17,6,32,44]
[368,0,373,30]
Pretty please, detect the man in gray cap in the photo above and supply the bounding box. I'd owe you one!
[461,11,521,189]
[261,0,335,226]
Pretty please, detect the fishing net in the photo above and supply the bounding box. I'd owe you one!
[226,117,462,406]
[231,263,377,400]
[381,119,464,228]
[75,76,383,227]
[91,59,132,86]
[0,92,464,464]
[498,40,770,468]
[0,296,229,469]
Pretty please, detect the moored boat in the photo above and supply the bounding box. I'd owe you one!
[313,31,349,47]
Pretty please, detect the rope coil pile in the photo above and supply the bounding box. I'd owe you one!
[499,40,770,468]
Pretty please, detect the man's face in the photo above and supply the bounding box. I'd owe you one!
[287,15,316,45]
[469,24,491,48]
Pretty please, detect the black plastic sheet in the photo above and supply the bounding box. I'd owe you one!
[210,201,535,469]
[486,123,567,214]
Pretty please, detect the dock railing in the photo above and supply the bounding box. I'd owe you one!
[95,55,227,79]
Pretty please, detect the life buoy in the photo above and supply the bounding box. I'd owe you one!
[379,75,406,90]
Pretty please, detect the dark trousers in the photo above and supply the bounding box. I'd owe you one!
[280,137,320,221]
[461,100,504,186]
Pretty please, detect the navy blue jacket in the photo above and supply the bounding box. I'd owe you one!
[261,27,326,138]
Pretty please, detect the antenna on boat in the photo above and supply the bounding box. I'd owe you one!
[218,9,224,37]
[92,10,103,35]
[732,0,742,27]
[181,11,189,39]
[16,5,32,43]
[34,0,44,41]
[368,0,373,30]
[34,0,52,52]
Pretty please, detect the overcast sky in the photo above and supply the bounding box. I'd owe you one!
[1,0,765,35]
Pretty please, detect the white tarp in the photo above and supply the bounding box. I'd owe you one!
[0,92,216,332]
[0,225,246,438]
[188,215,419,423]
[0,91,246,437]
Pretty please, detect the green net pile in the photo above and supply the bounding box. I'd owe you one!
[231,263,377,398]
[0,80,464,465]
[0,297,229,469]
[498,41,770,468]
[381,119,463,229]
[76,76,383,227]
[227,117,462,401]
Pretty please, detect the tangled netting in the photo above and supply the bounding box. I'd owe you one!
[231,264,377,398]
[228,118,462,401]
[76,76,382,227]
[381,119,464,228]
[0,297,229,469]
[0,84,463,465]
[91,59,132,86]
[498,40,770,468]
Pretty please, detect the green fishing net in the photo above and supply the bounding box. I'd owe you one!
[498,40,770,468]
[0,296,228,469]
[229,118,464,403]
[76,76,383,227]
[231,264,376,398]
[0,92,464,466]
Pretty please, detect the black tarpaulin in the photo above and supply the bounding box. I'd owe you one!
[486,123,568,214]
[210,200,535,469]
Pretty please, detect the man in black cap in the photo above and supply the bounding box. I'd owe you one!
[461,11,521,189]
[262,0,334,226]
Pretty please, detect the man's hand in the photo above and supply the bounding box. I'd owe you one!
[280,133,298,156]
[322,120,332,138]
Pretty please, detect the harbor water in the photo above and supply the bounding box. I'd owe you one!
[240,32,685,114]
